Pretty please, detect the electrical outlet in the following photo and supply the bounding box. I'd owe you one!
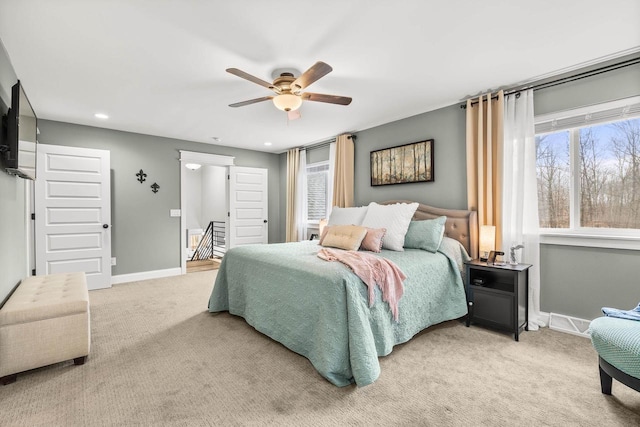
[111,257,116,266]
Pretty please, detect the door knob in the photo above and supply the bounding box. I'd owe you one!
[103,224,109,229]
[263,219,268,223]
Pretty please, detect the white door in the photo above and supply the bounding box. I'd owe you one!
[35,144,111,290]
[227,166,268,248]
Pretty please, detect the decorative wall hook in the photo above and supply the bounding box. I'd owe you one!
[151,182,160,193]
[136,169,147,183]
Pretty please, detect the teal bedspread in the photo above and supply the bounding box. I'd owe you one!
[208,240,468,387]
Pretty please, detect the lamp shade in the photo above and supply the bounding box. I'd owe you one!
[479,225,496,260]
[273,94,302,112]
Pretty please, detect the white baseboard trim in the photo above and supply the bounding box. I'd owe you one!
[540,311,592,338]
[540,311,551,326]
[111,267,182,285]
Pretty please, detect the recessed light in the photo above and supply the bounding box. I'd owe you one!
[264,142,272,146]
[94,113,109,119]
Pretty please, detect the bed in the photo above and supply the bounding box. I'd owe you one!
[208,201,478,387]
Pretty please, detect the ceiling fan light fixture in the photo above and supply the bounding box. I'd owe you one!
[273,94,302,112]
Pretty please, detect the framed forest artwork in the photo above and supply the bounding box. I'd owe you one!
[370,139,434,186]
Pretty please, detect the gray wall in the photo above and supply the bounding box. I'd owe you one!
[0,40,27,305]
[354,104,467,209]
[38,120,282,276]
[534,61,640,320]
[347,60,640,320]
[201,166,227,223]
[306,145,330,165]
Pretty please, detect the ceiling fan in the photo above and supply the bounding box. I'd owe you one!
[226,61,352,113]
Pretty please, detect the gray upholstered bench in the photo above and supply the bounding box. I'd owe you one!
[0,272,90,385]
[589,316,640,395]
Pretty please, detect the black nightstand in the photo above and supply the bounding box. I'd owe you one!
[464,259,531,341]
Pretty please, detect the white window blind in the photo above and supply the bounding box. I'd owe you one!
[306,163,330,221]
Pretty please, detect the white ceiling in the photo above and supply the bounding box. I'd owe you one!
[1,1,639,153]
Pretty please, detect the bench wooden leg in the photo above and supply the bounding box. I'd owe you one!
[0,374,17,385]
[1,356,86,385]
[599,364,613,395]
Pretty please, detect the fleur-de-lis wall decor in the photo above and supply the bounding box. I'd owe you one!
[136,169,147,183]
[151,182,160,194]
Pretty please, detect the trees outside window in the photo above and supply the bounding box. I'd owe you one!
[536,131,570,228]
[536,117,640,231]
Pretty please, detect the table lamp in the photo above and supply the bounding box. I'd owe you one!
[479,225,496,261]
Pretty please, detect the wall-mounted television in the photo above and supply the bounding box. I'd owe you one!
[1,80,38,180]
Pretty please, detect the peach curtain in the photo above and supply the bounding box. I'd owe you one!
[332,134,354,208]
[285,148,300,242]
[466,90,504,251]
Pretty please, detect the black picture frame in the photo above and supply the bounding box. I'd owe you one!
[370,139,434,186]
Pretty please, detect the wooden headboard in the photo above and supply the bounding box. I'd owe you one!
[380,200,478,259]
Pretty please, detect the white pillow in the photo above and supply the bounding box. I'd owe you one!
[328,206,368,226]
[361,202,418,251]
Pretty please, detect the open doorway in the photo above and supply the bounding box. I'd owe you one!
[179,151,234,275]
[184,164,227,272]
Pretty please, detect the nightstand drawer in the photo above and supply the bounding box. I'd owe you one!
[471,287,514,327]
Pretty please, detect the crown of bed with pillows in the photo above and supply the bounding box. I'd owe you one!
[320,202,448,254]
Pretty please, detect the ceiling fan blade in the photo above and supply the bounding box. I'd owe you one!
[226,68,276,91]
[301,92,352,106]
[291,61,333,92]
[229,96,273,107]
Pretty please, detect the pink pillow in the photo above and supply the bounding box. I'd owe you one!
[359,227,386,253]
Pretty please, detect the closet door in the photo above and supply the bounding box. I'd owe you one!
[35,144,111,290]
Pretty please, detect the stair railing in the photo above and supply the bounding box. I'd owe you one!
[190,221,226,261]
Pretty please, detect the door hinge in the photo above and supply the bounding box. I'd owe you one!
[227,174,230,180]
[31,213,35,220]
[227,212,230,217]
[31,269,36,276]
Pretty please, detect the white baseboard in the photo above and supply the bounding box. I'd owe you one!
[540,311,592,338]
[111,267,182,285]
[540,311,551,326]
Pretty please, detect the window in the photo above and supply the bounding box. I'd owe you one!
[306,162,330,222]
[535,96,640,249]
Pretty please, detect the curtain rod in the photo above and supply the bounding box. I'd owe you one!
[460,56,640,109]
[303,134,356,151]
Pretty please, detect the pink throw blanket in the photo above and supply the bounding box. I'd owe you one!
[317,248,406,321]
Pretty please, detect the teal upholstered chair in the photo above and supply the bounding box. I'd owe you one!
[589,316,640,395]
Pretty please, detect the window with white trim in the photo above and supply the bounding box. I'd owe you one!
[306,161,330,223]
[535,96,640,247]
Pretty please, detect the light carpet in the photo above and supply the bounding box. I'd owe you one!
[1,270,639,426]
